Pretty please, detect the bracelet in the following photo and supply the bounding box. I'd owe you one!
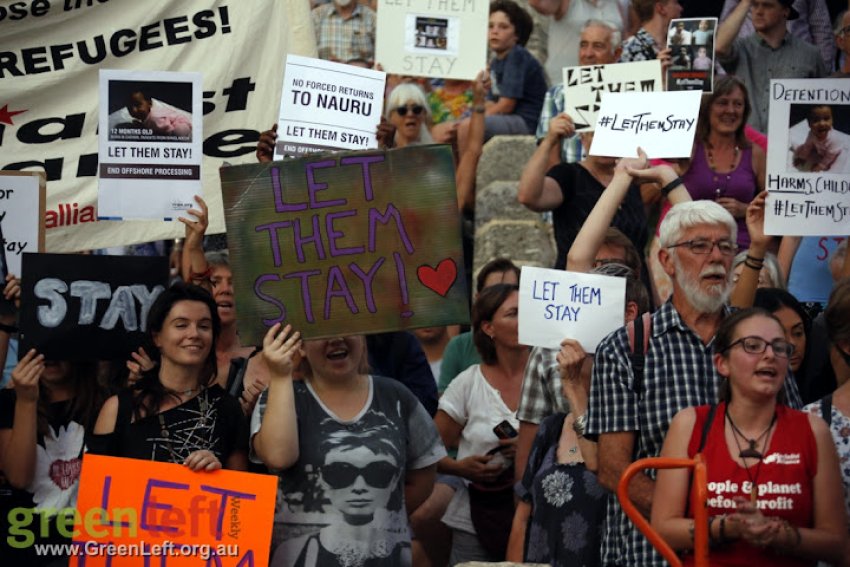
[572,413,588,437]
[743,259,764,270]
[660,176,684,197]
[0,322,17,334]
[473,105,486,113]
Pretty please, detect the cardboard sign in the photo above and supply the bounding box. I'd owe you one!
[375,0,487,79]
[666,17,716,92]
[19,254,168,360]
[765,79,850,236]
[0,171,46,277]
[589,90,702,158]
[70,454,276,567]
[220,145,469,344]
[562,60,662,131]
[518,267,625,352]
[275,55,386,157]
[98,69,204,221]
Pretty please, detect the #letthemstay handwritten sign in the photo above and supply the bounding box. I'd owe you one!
[518,266,625,352]
[220,145,469,343]
[589,90,702,158]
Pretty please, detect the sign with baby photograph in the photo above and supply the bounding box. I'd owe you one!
[220,144,469,343]
[69,454,277,567]
[765,79,850,236]
[275,55,386,158]
[518,266,625,352]
[666,17,716,92]
[375,0,488,79]
[19,253,169,360]
[0,171,46,278]
[98,69,203,221]
[562,60,663,132]
[589,90,702,158]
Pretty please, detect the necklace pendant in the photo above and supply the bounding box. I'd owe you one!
[750,486,758,504]
[739,446,763,460]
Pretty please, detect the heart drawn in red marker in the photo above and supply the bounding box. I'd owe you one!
[417,259,457,297]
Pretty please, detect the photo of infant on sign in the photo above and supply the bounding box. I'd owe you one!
[107,80,194,143]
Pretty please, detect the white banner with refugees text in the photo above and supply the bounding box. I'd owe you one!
[0,0,316,253]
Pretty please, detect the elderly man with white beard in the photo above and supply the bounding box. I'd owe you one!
[585,200,803,567]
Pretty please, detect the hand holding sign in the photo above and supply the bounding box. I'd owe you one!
[10,349,44,403]
[183,449,222,472]
[262,323,303,378]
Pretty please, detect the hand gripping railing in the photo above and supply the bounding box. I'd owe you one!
[616,454,709,567]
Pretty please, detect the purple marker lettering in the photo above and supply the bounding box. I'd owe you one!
[271,166,307,213]
[349,257,384,313]
[254,275,287,326]
[325,210,365,257]
[255,221,292,268]
[306,160,347,209]
[199,485,257,541]
[98,476,132,529]
[140,479,189,533]
[324,266,359,319]
[340,155,384,202]
[393,252,413,318]
[283,269,321,323]
[292,215,327,263]
[236,551,255,567]
[368,204,415,254]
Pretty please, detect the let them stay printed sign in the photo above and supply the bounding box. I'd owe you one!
[765,78,850,236]
[19,253,168,360]
[221,145,469,344]
[375,0,487,79]
[275,55,386,157]
[518,267,625,352]
[562,60,662,131]
[589,90,702,158]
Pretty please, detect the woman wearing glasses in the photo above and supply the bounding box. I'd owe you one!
[251,327,445,567]
[651,308,846,566]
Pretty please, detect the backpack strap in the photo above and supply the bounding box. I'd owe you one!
[820,394,833,427]
[627,312,652,395]
[697,403,719,454]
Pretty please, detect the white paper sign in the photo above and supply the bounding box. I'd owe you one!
[518,267,626,352]
[98,69,203,221]
[275,55,386,158]
[0,171,45,277]
[375,0,488,80]
[589,90,701,158]
[765,79,850,236]
[562,60,663,131]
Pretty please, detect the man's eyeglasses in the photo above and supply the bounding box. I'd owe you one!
[395,105,425,116]
[667,239,738,256]
[321,461,397,488]
[723,336,795,358]
[837,25,850,36]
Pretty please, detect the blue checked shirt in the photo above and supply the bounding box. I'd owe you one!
[587,301,802,566]
[535,83,583,164]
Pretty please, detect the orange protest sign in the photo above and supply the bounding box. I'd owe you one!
[68,454,276,566]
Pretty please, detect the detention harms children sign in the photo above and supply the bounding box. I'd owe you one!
[375,0,488,79]
[19,254,169,360]
[69,454,277,567]
[221,145,469,344]
[562,60,662,132]
[765,78,850,236]
[98,69,204,221]
[0,171,46,278]
[518,267,625,352]
[275,55,386,158]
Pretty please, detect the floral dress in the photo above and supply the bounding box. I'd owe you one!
[804,399,850,526]
[516,413,607,566]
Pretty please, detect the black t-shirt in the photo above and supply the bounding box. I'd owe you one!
[546,162,648,270]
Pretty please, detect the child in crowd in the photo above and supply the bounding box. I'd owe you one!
[792,105,842,172]
[126,90,193,138]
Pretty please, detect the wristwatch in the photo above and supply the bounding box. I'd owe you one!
[572,413,588,436]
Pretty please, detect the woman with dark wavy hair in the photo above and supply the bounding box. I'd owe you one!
[89,282,247,471]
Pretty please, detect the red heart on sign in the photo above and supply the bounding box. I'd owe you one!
[417,259,457,297]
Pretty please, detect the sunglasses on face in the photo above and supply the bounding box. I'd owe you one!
[395,105,424,116]
[321,461,397,489]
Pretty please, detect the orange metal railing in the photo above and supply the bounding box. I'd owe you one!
[616,454,709,567]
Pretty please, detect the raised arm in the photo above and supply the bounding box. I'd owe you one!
[715,0,750,57]
[0,349,44,488]
[456,70,489,213]
[730,191,771,308]
[252,324,302,470]
[517,113,573,211]
[557,338,597,471]
[178,195,210,287]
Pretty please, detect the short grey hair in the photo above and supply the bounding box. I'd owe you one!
[732,251,785,289]
[659,201,737,248]
[205,250,230,268]
[384,83,433,144]
[582,19,622,53]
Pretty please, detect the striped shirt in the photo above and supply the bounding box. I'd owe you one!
[587,301,802,566]
[312,3,376,64]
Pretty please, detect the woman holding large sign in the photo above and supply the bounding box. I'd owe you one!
[89,283,247,471]
[251,325,444,567]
